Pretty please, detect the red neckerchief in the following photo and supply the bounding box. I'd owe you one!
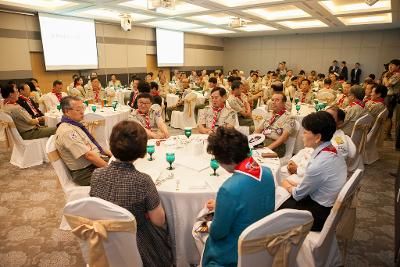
[211,104,224,130]
[317,144,337,156]
[52,90,62,102]
[350,99,365,108]
[268,108,286,126]
[372,97,385,104]
[338,95,347,106]
[19,95,39,115]
[151,91,160,96]
[130,90,138,108]
[138,110,151,130]
[94,90,100,102]
[234,157,262,181]
[301,92,307,103]
[3,99,17,105]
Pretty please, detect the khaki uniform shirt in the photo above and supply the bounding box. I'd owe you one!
[365,99,386,119]
[335,94,350,109]
[342,103,368,136]
[294,91,314,105]
[55,123,101,171]
[387,72,400,95]
[129,106,162,131]
[248,80,262,95]
[198,105,236,129]
[227,94,248,113]
[85,87,106,102]
[2,104,37,133]
[259,110,295,141]
[158,82,170,98]
[69,86,86,99]
[316,89,337,105]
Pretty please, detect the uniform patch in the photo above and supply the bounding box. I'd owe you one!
[334,136,344,145]
[69,132,78,141]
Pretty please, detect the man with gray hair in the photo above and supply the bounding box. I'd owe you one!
[55,96,111,186]
[341,85,368,136]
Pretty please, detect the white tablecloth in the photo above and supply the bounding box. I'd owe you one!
[134,134,283,266]
[166,92,206,108]
[114,89,132,105]
[45,105,131,140]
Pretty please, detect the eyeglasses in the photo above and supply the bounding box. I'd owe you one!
[138,101,152,106]
[70,106,85,112]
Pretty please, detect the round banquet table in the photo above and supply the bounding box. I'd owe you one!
[44,105,131,140]
[166,92,206,108]
[113,88,132,105]
[133,134,287,267]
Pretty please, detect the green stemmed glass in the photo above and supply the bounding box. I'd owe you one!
[184,127,192,139]
[84,100,89,107]
[294,97,300,105]
[112,101,118,111]
[295,104,301,115]
[210,158,220,176]
[166,152,175,170]
[103,99,107,107]
[91,105,97,113]
[56,104,61,112]
[147,145,155,161]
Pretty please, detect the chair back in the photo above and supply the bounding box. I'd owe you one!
[238,209,313,267]
[64,197,143,267]
[183,92,198,118]
[82,113,108,150]
[367,108,388,144]
[281,120,300,165]
[0,111,24,146]
[350,113,373,154]
[252,108,267,130]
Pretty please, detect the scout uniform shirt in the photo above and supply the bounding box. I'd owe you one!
[294,90,314,105]
[85,87,105,103]
[316,89,337,106]
[335,93,350,109]
[342,100,368,136]
[331,129,356,159]
[158,82,170,98]
[55,123,101,171]
[2,103,37,133]
[365,98,386,119]
[248,79,262,96]
[227,93,248,113]
[129,105,162,131]
[260,109,295,141]
[197,105,236,129]
[41,91,68,112]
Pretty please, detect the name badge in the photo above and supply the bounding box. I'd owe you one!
[263,128,272,136]
[276,128,283,135]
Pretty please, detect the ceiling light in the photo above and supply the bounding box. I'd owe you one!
[319,0,391,15]
[238,24,277,31]
[278,19,328,29]
[338,12,392,25]
[80,9,153,21]
[1,0,77,9]
[119,0,148,10]
[156,2,208,15]
[191,28,235,34]
[244,5,311,21]
[188,13,245,25]
[144,19,201,30]
[207,0,282,8]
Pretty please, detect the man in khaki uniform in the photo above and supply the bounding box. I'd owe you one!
[255,92,296,158]
[129,93,170,139]
[158,76,170,99]
[335,82,351,109]
[342,85,368,136]
[166,78,192,120]
[294,79,314,105]
[317,78,337,105]
[40,80,68,112]
[1,85,56,139]
[248,73,262,106]
[55,96,111,186]
[365,84,387,119]
[198,87,236,134]
[85,77,105,104]
[227,81,254,130]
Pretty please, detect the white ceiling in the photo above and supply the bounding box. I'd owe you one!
[0,0,399,37]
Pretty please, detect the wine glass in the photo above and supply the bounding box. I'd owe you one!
[320,102,327,110]
[294,97,300,105]
[210,158,220,176]
[91,105,97,113]
[147,145,155,161]
[295,104,301,115]
[84,100,89,107]
[112,101,118,111]
[184,127,192,139]
[103,99,107,107]
[56,104,61,112]
[166,152,175,170]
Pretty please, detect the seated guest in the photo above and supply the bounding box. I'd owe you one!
[84,72,100,90]
[150,81,160,97]
[17,83,44,121]
[129,93,169,139]
[227,81,253,128]
[329,72,342,92]
[55,96,111,186]
[85,77,104,104]
[90,120,173,267]
[335,82,350,109]
[158,75,170,99]
[342,85,368,136]
[363,79,376,102]
[204,77,218,96]
[145,72,154,83]
[316,78,336,105]
[108,74,121,88]
[128,77,141,108]
[280,147,314,184]
[294,78,314,104]
[284,76,297,101]
[40,80,67,112]
[2,85,56,139]
[29,78,42,103]
[68,74,79,91]
[265,82,292,112]
[248,72,262,106]
[255,92,295,157]
[198,87,236,134]
[200,127,275,267]
[365,84,387,119]
[69,77,86,99]
[279,111,347,231]
[166,78,191,120]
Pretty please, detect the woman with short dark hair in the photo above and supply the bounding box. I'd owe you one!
[279,111,347,231]
[90,121,173,267]
[201,127,275,267]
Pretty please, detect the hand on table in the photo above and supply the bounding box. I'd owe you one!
[281,179,294,193]
[287,161,298,174]
[206,199,216,211]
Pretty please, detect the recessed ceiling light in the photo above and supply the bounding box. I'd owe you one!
[188,13,247,25]
[244,5,311,21]
[338,13,392,25]
[1,0,77,9]
[190,28,235,34]
[144,19,201,30]
[237,24,277,32]
[119,0,148,10]
[278,19,328,29]
[319,0,391,15]
[156,2,208,15]
[208,0,282,8]
[79,8,153,21]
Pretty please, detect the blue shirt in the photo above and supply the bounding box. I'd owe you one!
[292,141,347,207]
[202,166,275,267]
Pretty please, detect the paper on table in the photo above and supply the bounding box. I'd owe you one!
[174,153,210,171]
[275,186,291,210]
[205,173,230,192]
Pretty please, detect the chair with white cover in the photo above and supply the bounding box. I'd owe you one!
[82,113,108,150]
[296,169,364,267]
[348,114,374,172]
[46,135,90,230]
[234,113,250,136]
[252,108,267,130]
[363,109,388,164]
[170,92,198,129]
[238,209,313,267]
[64,197,143,267]
[280,120,300,166]
[0,111,48,168]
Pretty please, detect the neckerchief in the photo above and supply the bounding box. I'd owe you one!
[151,91,160,96]
[211,105,224,130]
[316,144,337,156]
[268,108,286,126]
[58,116,105,155]
[138,110,151,130]
[19,95,39,115]
[4,99,17,105]
[234,157,262,181]
[338,95,347,106]
[372,97,385,104]
[301,92,307,103]
[94,90,100,102]
[350,99,365,108]
[52,90,62,102]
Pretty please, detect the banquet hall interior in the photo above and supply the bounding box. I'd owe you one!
[0,0,399,266]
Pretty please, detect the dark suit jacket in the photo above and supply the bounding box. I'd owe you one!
[329,66,340,74]
[340,66,348,81]
[351,68,362,84]
[17,96,44,118]
[128,91,138,109]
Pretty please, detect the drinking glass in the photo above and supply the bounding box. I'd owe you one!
[84,100,89,107]
[166,152,175,170]
[147,145,155,161]
[184,127,192,139]
[103,99,107,107]
[294,97,300,105]
[296,104,301,115]
[112,101,118,111]
[56,104,61,112]
[210,159,220,176]
[91,105,97,113]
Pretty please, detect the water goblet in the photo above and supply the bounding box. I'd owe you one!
[295,104,301,115]
[147,145,155,161]
[166,152,175,170]
[210,158,220,176]
[91,105,97,113]
[184,127,192,139]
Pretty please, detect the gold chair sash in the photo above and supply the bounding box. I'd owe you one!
[64,214,137,267]
[184,98,197,118]
[353,124,370,154]
[47,150,61,162]
[238,220,313,267]
[82,120,105,139]
[0,120,16,150]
